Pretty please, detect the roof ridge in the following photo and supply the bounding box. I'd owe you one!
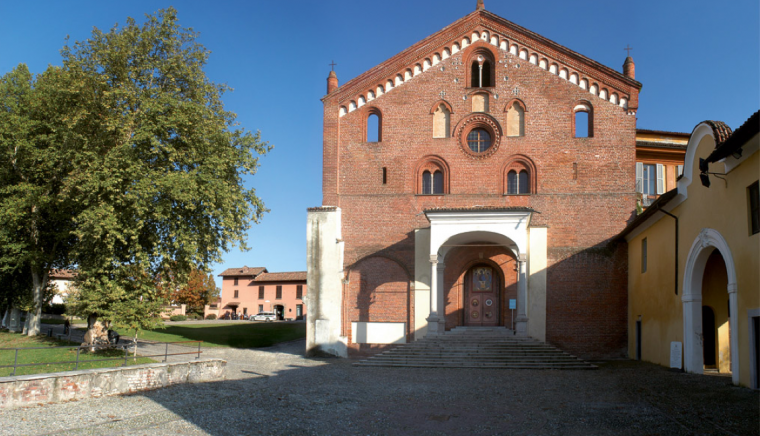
[327,9,640,115]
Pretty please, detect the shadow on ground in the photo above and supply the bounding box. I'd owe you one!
[128,357,759,435]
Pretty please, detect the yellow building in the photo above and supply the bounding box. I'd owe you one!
[620,111,759,388]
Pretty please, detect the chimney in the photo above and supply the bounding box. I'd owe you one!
[327,70,338,94]
[623,56,635,79]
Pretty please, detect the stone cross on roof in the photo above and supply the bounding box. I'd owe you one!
[624,45,633,57]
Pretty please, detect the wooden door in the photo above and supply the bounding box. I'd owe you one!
[464,265,500,326]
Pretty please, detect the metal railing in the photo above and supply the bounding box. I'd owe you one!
[0,340,203,377]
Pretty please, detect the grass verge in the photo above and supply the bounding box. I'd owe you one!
[136,322,306,348]
[0,331,154,377]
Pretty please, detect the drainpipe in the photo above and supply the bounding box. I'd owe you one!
[655,207,679,295]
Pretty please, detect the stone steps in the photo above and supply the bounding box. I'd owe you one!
[353,327,597,370]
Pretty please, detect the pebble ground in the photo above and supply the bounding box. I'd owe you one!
[2,332,758,435]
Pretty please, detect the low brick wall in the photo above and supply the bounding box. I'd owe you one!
[0,358,225,409]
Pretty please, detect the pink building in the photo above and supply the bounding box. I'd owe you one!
[217,267,306,320]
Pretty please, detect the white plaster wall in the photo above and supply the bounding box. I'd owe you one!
[414,228,431,339]
[528,227,547,341]
[351,322,407,344]
[305,208,347,357]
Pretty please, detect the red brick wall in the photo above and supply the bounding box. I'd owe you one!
[345,256,412,353]
[324,27,636,358]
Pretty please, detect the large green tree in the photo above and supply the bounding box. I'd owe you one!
[0,64,78,334]
[0,8,269,336]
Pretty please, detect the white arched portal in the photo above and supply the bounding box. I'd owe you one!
[424,209,532,337]
[682,228,739,384]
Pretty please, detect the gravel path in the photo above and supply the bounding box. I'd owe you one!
[1,338,757,436]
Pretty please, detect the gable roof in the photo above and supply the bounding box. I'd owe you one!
[218,266,267,277]
[326,8,641,114]
[50,269,76,279]
[706,110,760,163]
[253,271,307,283]
[615,189,678,241]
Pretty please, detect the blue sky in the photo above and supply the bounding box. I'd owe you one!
[1,0,758,282]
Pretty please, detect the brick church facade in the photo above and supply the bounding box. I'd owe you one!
[306,2,642,359]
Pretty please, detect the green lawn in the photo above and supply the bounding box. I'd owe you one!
[0,331,154,377]
[136,322,306,348]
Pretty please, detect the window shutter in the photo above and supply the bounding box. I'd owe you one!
[635,162,643,193]
[656,164,665,194]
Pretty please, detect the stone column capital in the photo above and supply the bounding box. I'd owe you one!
[430,254,438,264]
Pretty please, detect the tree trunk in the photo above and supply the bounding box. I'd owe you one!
[28,265,46,336]
[21,312,30,335]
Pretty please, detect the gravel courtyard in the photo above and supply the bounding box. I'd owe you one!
[1,339,757,436]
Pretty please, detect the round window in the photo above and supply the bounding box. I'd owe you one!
[467,129,491,153]
[455,113,502,159]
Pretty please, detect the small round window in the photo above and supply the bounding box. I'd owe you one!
[467,129,491,153]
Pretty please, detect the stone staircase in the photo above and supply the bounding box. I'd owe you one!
[353,327,597,369]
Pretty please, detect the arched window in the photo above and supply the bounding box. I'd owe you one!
[467,129,491,153]
[365,108,382,142]
[467,49,495,88]
[432,103,451,138]
[573,102,593,138]
[417,156,449,195]
[421,170,444,195]
[505,101,525,137]
[502,156,537,195]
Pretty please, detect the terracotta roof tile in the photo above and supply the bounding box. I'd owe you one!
[636,129,690,138]
[49,269,76,279]
[253,271,307,282]
[636,140,688,150]
[218,266,267,277]
[707,110,759,163]
[701,120,733,145]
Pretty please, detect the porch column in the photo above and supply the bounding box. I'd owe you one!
[436,261,447,333]
[427,255,443,336]
[682,293,703,374]
[728,282,739,385]
[515,254,528,336]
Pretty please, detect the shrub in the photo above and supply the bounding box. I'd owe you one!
[205,314,217,320]
[42,303,67,315]
[187,313,202,320]
[169,315,188,321]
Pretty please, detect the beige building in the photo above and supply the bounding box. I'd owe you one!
[620,111,759,388]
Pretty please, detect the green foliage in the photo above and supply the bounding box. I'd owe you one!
[0,8,269,336]
[186,313,202,320]
[43,303,66,315]
[205,314,217,320]
[169,315,187,321]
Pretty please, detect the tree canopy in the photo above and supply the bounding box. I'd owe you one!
[0,8,270,334]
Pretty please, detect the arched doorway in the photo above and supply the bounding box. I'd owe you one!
[701,249,730,373]
[682,229,739,384]
[464,264,501,326]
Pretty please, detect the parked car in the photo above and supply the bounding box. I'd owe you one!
[251,312,277,322]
